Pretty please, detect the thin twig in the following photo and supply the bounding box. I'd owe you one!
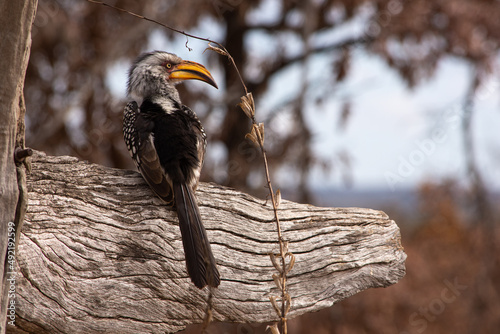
[87,0,208,43]
[87,0,248,93]
[241,101,292,334]
[256,130,288,333]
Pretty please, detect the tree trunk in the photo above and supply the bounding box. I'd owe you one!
[0,1,37,332]
[10,151,406,334]
[219,5,254,191]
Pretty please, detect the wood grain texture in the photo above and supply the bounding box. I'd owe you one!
[1,2,38,333]
[12,151,406,333]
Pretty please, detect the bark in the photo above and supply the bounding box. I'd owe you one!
[0,1,37,333]
[9,151,406,333]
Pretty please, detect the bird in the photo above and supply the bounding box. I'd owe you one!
[123,51,220,289]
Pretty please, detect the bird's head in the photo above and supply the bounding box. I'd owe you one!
[127,51,218,103]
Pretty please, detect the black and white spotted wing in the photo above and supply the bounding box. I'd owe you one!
[123,101,174,204]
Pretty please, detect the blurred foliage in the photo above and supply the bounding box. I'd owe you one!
[26,0,500,201]
[182,180,500,333]
[282,181,500,334]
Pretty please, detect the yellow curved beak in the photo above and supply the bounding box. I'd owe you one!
[169,60,218,89]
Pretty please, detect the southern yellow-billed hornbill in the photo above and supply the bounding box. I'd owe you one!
[123,51,220,288]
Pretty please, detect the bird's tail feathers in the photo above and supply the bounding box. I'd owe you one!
[173,182,220,288]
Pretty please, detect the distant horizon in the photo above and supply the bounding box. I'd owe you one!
[283,185,500,213]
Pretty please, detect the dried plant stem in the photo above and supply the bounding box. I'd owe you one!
[85,1,292,332]
[201,289,214,333]
[241,105,292,334]
[253,120,288,333]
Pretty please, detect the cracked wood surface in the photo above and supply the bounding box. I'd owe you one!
[12,151,406,333]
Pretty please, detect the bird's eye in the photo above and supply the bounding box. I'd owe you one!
[165,62,172,69]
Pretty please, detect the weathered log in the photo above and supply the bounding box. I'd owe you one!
[11,151,406,333]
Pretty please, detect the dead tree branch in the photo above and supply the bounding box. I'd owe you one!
[12,151,406,334]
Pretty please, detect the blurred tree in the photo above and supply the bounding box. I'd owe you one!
[26,0,500,203]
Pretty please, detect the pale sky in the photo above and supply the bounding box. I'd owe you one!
[304,51,500,191]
